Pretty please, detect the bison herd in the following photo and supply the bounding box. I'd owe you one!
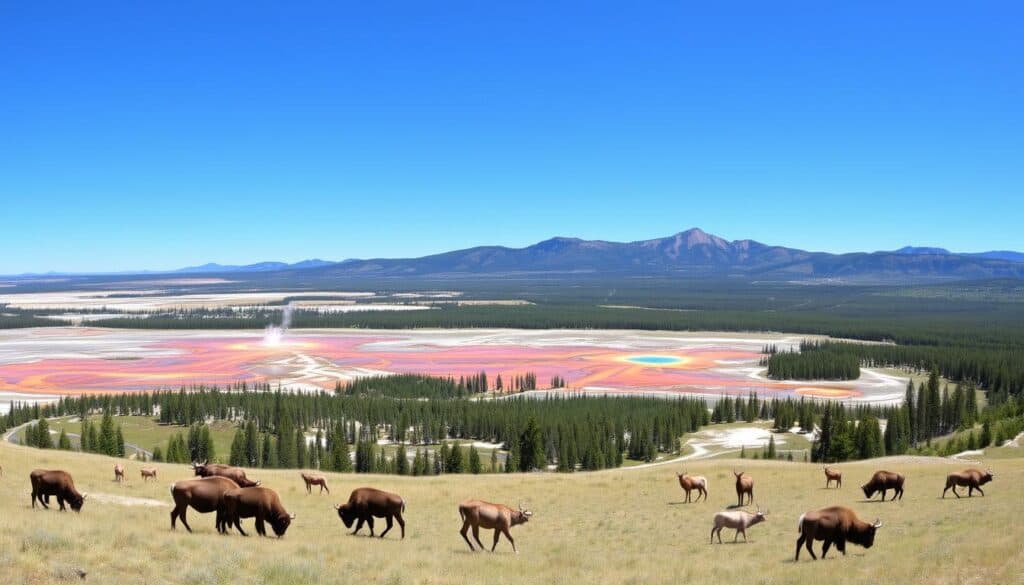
[17,460,996,559]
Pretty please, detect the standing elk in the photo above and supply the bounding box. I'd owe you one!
[335,487,407,539]
[710,506,768,543]
[861,470,904,501]
[300,472,330,494]
[113,464,125,483]
[795,506,882,561]
[733,470,754,506]
[140,467,158,482]
[30,469,87,512]
[943,468,994,498]
[676,471,708,503]
[824,466,842,488]
[459,500,532,553]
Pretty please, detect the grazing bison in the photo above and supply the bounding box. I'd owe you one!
[223,486,294,538]
[335,487,406,539]
[943,468,994,498]
[192,462,260,488]
[170,476,239,533]
[113,464,125,483]
[710,507,767,543]
[459,500,532,553]
[300,472,330,495]
[30,469,87,512]
[795,506,882,561]
[676,471,708,503]
[733,470,754,506]
[824,466,842,489]
[140,467,158,482]
[861,470,904,501]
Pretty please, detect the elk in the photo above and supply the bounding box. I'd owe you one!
[861,470,904,501]
[335,487,407,539]
[30,469,87,512]
[943,468,994,498]
[733,470,754,506]
[824,466,842,489]
[113,464,125,483]
[459,500,532,553]
[676,471,708,503]
[140,467,157,482]
[300,472,330,495]
[796,506,882,561]
[710,506,768,543]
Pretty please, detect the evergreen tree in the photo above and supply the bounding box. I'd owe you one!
[295,428,308,469]
[229,428,246,466]
[80,418,92,452]
[152,445,164,462]
[58,428,72,450]
[99,410,116,455]
[766,434,777,459]
[395,443,409,475]
[261,434,275,468]
[115,426,126,457]
[519,417,545,471]
[244,420,260,467]
[490,448,498,473]
[447,442,464,473]
[36,418,53,449]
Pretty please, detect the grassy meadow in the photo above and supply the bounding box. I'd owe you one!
[2,441,1022,585]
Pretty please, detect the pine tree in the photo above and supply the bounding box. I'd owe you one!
[152,445,164,462]
[519,417,545,471]
[244,421,260,467]
[80,418,92,452]
[438,442,450,474]
[447,442,464,473]
[58,428,72,450]
[277,416,296,469]
[229,428,245,466]
[99,410,116,455]
[766,435,777,459]
[115,426,126,457]
[261,434,275,468]
[490,448,498,473]
[295,428,307,469]
[36,418,53,449]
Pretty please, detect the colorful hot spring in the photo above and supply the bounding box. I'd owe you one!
[622,355,683,365]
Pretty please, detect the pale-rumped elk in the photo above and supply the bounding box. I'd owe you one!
[943,468,994,498]
[861,470,904,501]
[733,470,754,506]
[170,476,240,533]
[191,462,260,488]
[113,464,125,483]
[223,486,295,538]
[824,466,842,489]
[300,472,330,495]
[30,469,87,512]
[459,500,532,553]
[795,506,881,561]
[710,506,768,543]
[140,467,158,482]
[335,487,406,539]
[676,471,708,503]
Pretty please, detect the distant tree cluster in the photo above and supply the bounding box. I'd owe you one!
[763,341,861,381]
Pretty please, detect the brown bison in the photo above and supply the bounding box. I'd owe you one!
[795,506,882,561]
[734,470,754,506]
[170,476,240,533]
[113,464,125,483]
[824,466,842,489]
[861,470,904,501]
[300,472,330,494]
[943,468,994,498]
[459,500,532,553]
[192,462,260,488]
[334,487,406,539]
[223,486,294,538]
[676,471,708,503]
[30,469,87,512]
[140,467,158,482]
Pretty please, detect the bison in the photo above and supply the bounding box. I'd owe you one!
[459,500,532,553]
[140,467,158,482]
[824,466,842,489]
[795,506,882,561]
[30,469,87,512]
[734,470,754,506]
[223,486,295,538]
[113,464,125,483]
[335,487,407,539]
[192,462,260,488]
[300,472,330,495]
[943,468,994,498]
[710,507,767,543]
[676,471,708,503]
[861,470,904,501]
[170,476,239,533]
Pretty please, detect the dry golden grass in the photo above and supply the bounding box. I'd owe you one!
[1,441,1022,585]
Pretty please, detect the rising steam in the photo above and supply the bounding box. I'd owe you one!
[262,302,294,346]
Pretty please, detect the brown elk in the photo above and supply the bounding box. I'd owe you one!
[459,500,533,553]
[711,506,768,543]
[733,470,754,506]
[140,467,158,482]
[170,476,240,533]
[676,471,708,503]
[30,469,87,512]
[795,506,882,561]
[824,466,842,489]
[335,487,407,539]
[192,462,260,488]
[223,486,295,538]
[943,468,994,498]
[300,472,330,494]
[113,464,125,483]
[861,470,904,501]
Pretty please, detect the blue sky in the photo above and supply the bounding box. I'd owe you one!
[2,2,1021,273]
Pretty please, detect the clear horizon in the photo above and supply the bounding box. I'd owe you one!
[3,2,1022,273]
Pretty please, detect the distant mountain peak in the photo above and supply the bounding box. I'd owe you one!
[892,246,952,256]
